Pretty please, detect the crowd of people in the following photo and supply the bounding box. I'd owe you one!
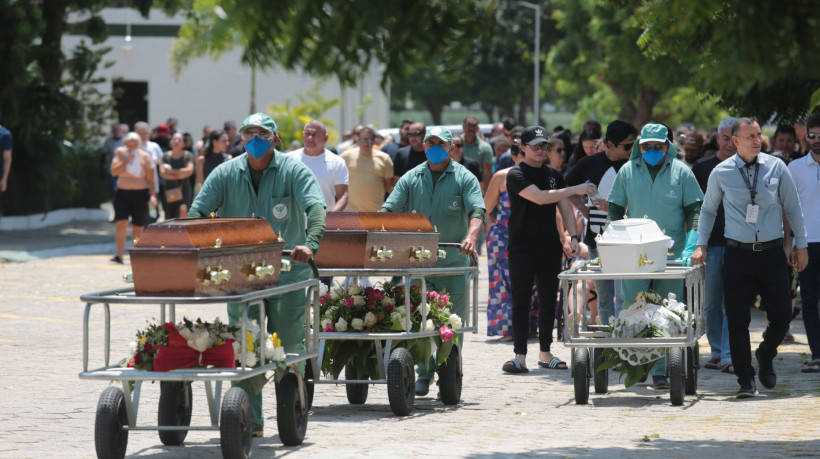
[103,110,817,404]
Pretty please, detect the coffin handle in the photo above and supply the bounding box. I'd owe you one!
[123,273,133,283]
[280,259,292,272]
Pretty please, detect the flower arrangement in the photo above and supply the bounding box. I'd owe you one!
[124,317,286,388]
[315,282,463,379]
[598,291,694,387]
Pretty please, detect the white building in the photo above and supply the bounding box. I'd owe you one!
[62,8,389,143]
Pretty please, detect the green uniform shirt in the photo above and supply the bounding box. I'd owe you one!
[189,152,325,252]
[382,159,485,266]
[463,138,494,166]
[607,144,703,258]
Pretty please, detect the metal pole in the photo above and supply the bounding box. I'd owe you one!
[518,2,541,125]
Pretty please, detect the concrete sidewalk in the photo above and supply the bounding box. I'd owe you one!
[0,219,120,262]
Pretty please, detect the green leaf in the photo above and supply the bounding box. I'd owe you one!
[811,87,820,112]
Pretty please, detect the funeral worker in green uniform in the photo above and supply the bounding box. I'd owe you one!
[381,126,486,397]
[188,113,326,437]
[606,123,703,390]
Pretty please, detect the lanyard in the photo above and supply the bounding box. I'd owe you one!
[737,162,759,205]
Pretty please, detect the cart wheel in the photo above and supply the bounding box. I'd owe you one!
[387,347,415,416]
[669,347,685,406]
[94,386,129,459]
[344,363,369,405]
[685,343,698,396]
[438,343,462,405]
[157,381,192,446]
[304,359,316,411]
[220,386,253,459]
[573,348,590,405]
[593,347,609,394]
[276,372,308,446]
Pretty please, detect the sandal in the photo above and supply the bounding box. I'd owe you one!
[801,360,820,373]
[721,363,735,374]
[498,335,513,342]
[502,359,529,374]
[704,357,721,370]
[783,331,795,343]
[537,357,568,370]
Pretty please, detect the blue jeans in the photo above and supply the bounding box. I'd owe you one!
[590,247,623,325]
[704,246,732,366]
[800,243,820,360]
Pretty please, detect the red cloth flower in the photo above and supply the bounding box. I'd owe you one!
[153,322,236,372]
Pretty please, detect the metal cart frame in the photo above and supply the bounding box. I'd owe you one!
[558,260,705,406]
[80,272,321,458]
[310,243,480,415]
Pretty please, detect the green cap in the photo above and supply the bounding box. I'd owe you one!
[424,126,453,144]
[638,123,669,144]
[238,113,278,134]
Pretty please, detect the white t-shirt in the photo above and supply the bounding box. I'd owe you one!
[285,148,349,209]
[788,152,820,243]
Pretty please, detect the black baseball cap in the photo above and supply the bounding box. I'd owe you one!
[521,125,549,146]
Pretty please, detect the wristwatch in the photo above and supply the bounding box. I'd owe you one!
[571,235,581,242]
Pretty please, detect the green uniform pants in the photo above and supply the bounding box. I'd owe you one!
[416,272,469,380]
[228,264,310,426]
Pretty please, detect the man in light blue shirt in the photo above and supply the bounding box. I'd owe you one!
[693,117,808,399]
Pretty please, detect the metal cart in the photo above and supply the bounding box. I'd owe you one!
[309,243,479,416]
[79,257,321,459]
[558,260,705,406]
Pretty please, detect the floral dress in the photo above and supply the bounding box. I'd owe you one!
[487,191,539,337]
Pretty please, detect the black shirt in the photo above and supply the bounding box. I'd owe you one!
[459,155,483,183]
[506,162,566,253]
[381,142,403,160]
[394,145,427,178]
[692,154,726,247]
[565,151,627,248]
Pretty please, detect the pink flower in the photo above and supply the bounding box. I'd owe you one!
[411,285,420,292]
[427,291,438,301]
[323,324,336,332]
[370,289,385,300]
[440,294,449,304]
[363,329,371,333]
[439,326,454,342]
[343,297,355,308]
[319,295,327,304]
[365,287,374,296]
[366,299,375,308]
[385,302,394,312]
[396,286,405,294]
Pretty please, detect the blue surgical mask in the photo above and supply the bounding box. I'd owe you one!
[425,145,449,165]
[642,148,665,166]
[245,135,272,159]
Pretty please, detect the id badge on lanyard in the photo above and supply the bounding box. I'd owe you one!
[738,163,759,224]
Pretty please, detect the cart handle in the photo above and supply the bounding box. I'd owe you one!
[282,249,321,279]
[438,242,479,267]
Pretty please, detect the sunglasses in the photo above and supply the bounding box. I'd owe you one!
[639,142,666,151]
[408,131,424,137]
[240,129,275,141]
[807,132,820,139]
[529,144,549,151]
[553,148,565,152]
[453,143,464,148]
[359,137,375,143]
[619,142,635,150]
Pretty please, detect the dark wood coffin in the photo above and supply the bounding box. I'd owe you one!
[315,212,442,269]
[128,217,287,296]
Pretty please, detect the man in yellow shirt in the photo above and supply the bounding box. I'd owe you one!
[341,127,394,211]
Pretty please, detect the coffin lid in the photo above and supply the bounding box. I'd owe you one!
[597,218,672,246]
[325,211,435,233]
[132,217,280,250]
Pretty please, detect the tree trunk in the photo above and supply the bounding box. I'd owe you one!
[423,97,444,125]
[39,0,67,87]
[480,104,495,123]
[632,87,662,127]
[517,95,529,127]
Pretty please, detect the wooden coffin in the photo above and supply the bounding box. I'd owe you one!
[128,217,288,296]
[315,212,442,269]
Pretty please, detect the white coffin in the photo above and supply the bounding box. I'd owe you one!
[596,218,673,274]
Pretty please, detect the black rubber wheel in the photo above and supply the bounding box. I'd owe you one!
[304,359,316,411]
[220,386,252,459]
[157,381,192,446]
[387,347,415,416]
[344,363,369,405]
[94,386,129,459]
[573,348,590,405]
[669,347,685,406]
[438,344,462,405]
[276,372,308,446]
[685,343,698,396]
[593,347,609,394]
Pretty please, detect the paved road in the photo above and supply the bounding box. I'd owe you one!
[1,253,818,458]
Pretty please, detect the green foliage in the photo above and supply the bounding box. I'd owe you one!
[265,83,342,148]
[171,0,491,90]
[623,0,820,122]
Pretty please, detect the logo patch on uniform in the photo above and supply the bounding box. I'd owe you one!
[272,203,288,219]
[448,200,461,211]
[666,188,678,199]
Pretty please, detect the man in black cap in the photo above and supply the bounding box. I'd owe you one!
[502,126,596,373]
